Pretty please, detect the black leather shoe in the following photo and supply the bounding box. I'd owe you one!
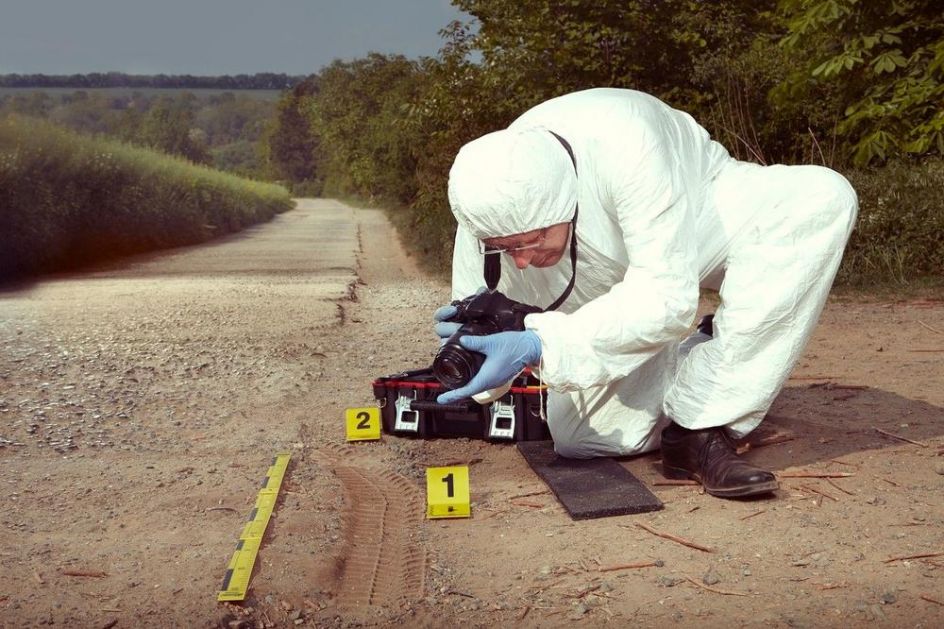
[660,422,779,498]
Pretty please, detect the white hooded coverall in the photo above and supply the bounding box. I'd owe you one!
[448,88,858,458]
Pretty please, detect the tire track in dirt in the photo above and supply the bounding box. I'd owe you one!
[316,442,427,611]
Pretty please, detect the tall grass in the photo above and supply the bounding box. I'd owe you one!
[840,160,944,286]
[0,115,293,281]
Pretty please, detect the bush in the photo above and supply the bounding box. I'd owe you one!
[0,115,293,281]
[839,159,944,285]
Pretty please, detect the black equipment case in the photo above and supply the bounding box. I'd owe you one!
[372,368,551,442]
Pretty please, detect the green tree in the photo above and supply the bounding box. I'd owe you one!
[309,53,424,203]
[263,78,320,186]
[778,0,944,165]
[139,95,211,164]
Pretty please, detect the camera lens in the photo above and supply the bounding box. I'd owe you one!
[433,338,484,390]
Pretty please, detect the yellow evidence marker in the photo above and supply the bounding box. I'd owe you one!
[426,466,471,519]
[345,407,381,441]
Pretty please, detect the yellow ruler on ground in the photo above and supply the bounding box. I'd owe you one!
[217,452,291,602]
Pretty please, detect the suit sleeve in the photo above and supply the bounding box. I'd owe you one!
[524,118,699,391]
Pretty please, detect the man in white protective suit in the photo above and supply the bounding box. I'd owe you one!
[432,88,858,499]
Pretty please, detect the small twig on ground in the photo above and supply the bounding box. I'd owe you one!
[917,320,943,335]
[921,594,944,606]
[778,471,854,479]
[873,427,929,448]
[517,605,531,620]
[564,584,600,599]
[884,551,944,564]
[100,607,121,613]
[825,478,855,496]
[688,506,701,513]
[446,589,475,598]
[509,490,549,500]
[875,475,900,487]
[204,506,238,513]
[510,500,544,509]
[816,582,848,590]
[652,479,699,486]
[790,375,835,380]
[908,349,944,353]
[442,458,483,467]
[61,570,108,578]
[598,561,660,572]
[801,485,838,502]
[737,434,795,455]
[828,458,859,468]
[100,620,118,629]
[633,522,713,553]
[740,509,767,521]
[684,576,749,596]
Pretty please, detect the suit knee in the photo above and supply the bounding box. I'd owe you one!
[807,166,859,233]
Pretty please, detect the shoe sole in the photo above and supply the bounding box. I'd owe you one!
[662,464,780,499]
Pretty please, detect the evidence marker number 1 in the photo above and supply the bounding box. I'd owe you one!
[426,465,471,519]
[345,407,381,441]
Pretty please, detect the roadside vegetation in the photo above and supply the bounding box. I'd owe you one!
[0,88,281,177]
[0,115,292,281]
[4,2,940,288]
[263,0,943,287]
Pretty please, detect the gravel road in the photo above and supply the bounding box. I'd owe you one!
[2,198,943,628]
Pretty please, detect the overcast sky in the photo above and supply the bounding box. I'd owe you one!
[0,0,470,75]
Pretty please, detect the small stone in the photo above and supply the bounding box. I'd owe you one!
[702,571,720,586]
[658,575,682,588]
[568,603,588,620]
[881,592,897,605]
[935,466,944,476]
[742,568,752,577]
[654,559,665,567]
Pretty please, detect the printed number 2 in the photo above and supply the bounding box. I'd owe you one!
[356,412,371,430]
[442,473,455,498]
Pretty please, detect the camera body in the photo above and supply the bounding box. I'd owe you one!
[432,290,543,390]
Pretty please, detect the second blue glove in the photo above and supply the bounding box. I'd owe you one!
[436,330,542,405]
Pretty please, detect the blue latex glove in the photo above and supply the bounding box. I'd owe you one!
[432,287,487,342]
[436,330,542,404]
[433,304,461,341]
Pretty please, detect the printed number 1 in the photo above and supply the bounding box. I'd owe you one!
[356,412,371,430]
[442,473,455,498]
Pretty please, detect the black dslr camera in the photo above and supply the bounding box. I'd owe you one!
[432,290,543,390]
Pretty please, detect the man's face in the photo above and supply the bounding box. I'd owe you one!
[481,222,571,269]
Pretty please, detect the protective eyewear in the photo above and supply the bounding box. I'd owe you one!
[478,232,546,256]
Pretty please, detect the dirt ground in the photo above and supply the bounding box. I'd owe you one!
[1,199,943,628]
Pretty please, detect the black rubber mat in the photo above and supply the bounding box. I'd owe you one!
[517,440,663,520]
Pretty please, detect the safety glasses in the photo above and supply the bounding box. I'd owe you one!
[478,231,546,256]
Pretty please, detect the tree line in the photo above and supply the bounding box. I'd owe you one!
[264,0,943,283]
[0,72,305,90]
